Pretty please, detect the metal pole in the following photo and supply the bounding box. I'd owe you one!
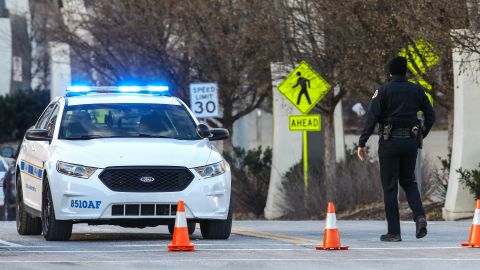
[303,130,309,208]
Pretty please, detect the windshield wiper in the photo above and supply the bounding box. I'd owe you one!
[62,135,104,140]
[136,134,174,139]
[136,134,195,140]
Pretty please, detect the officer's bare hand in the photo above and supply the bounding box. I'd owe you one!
[357,147,367,161]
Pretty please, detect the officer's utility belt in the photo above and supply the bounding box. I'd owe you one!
[391,128,412,138]
[381,123,420,140]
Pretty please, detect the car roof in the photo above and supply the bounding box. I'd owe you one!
[63,94,182,106]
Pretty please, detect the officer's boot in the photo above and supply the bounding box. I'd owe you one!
[415,216,427,239]
[380,234,402,242]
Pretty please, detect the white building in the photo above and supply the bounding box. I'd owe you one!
[0,0,31,95]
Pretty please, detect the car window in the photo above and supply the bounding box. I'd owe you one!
[47,105,60,137]
[58,103,200,140]
[35,104,56,129]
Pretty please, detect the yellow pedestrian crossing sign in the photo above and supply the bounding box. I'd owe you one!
[278,61,331,114]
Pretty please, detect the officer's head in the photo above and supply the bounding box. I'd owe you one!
[389,56,407,76]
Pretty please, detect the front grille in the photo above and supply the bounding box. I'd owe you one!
[111,203,177,217]
[99,166,194,192]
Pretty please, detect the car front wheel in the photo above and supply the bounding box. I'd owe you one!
[16,173,42,235]
[200,206,232,240]
[42,177,72,241]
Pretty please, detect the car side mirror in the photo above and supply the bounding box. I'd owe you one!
[196,124,212,139]
[25,129,51,142]
[209,128,229,141]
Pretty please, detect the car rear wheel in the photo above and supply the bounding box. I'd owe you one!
[42,177,72,241]
[16,173,42,235]
[200,206,232,240]
[5,190,16,221]
[168,222,196,236]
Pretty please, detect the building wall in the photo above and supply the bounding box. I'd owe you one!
[9,13,31,91]
[5,0,29,15]
[232,109,273,150]
[49,42,71,98]
[0,0,31,94]
[0,17,12,96]
[443,35,480,220]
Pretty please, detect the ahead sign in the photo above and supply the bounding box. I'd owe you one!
[189,83,219,118]
[289,114,321,131]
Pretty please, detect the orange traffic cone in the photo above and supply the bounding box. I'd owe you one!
[168,200,195,252]
[461,199,480,248]
[316,202,348,250]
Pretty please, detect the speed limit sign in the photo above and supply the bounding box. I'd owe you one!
[189,83,219,118]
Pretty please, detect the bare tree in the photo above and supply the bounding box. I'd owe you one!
[43,0,191,98]
[177,0,281,150]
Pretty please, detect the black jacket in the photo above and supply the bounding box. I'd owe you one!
[359,75,435,147]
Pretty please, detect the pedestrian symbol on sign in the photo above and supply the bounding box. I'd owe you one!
[293,72,311,105]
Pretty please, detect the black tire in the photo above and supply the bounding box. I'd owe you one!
[42,177,72,241]
[168,222,196,236]
[6,204,16,221]
[16,173,42,235]
[0,205,5,221]
[200,206,232,240]
[5,186,16,221]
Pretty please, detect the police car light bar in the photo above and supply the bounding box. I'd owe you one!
[66,86,169,96]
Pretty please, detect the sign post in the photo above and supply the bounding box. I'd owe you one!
[277,61,331,205]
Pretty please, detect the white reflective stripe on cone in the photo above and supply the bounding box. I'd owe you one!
[175,211,187,228]
[473,209,480,225]
[325,213,337,229]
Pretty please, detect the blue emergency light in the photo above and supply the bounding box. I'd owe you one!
[65,85,170,96]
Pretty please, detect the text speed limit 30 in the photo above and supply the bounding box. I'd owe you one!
[189,83,219,118]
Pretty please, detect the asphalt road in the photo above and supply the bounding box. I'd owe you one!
[0,220,478,270]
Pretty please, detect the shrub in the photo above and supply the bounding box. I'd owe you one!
[457,164,480,199]
[0,90,50,142]
[280,144,382,219]
[279,144,446,219]
[279,162,325,219]
[223,146,272,216]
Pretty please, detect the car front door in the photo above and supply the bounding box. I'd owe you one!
[30,104,61,209]
[21,104,56,210]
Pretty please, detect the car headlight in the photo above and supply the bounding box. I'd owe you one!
[194,161,226,178]
[56,161,97,179]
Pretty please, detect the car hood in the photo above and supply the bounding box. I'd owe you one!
[52,138,215,168]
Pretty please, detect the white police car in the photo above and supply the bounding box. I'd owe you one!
[16,86,232,241]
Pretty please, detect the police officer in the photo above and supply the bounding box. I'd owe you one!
[357,56,435,242]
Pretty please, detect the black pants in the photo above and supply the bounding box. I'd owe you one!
[378,138,425,235]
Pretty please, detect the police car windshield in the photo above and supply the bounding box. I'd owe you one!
[58,103,200,140]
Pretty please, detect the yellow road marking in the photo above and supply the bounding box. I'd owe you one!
[232,227,320,245]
